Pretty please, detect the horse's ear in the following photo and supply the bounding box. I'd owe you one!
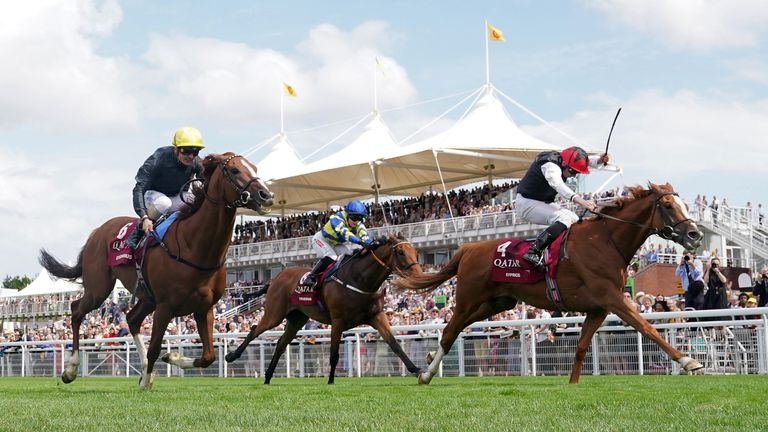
[203,154,221,168]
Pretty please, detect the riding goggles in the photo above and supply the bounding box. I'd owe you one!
[178,147,201,156]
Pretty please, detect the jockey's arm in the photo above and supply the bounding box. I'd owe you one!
[331,217,362,244]
[132,150,161,218]
[541,162,596,212]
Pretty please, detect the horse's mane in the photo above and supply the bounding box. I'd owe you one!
[177,156,219,220]
[598,182,673,216]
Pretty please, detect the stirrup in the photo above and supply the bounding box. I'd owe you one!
[523,252,546,271]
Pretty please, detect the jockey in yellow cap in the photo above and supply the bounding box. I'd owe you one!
[126,127,205,248]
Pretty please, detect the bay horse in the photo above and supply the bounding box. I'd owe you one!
[39,152,274,390]
[395,182,704,384]
[224,233,423,384]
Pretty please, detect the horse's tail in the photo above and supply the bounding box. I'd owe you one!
[393,246,465,293]
[39,248,83,281]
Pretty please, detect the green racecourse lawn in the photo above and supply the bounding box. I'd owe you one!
[0,375,765,432]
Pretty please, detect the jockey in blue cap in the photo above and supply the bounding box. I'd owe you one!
[303,200,374,288]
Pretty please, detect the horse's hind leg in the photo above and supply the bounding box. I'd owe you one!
[62,272,114,383]
[419,296,516,385]
[569,310,608,384]
[225,306,287,363]
[611,302,703,372]
[368,312,420,375]
[264,312,309,384]
[163,308,216,369]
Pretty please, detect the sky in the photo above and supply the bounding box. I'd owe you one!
[2,0,768,278]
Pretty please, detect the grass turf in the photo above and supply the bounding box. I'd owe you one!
[0,375,765,432]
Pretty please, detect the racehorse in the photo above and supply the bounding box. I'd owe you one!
[39,152,274,390]
[225,233,423,384]
[395,182,704,384]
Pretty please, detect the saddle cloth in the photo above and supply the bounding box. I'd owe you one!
[490,232,566,283]
[290,254,351,306]
[107,213,179,267]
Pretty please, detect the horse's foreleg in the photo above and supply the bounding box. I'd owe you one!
[611,303,703,372]
[328,322,344,384]
[140,306,173,391]
[569,310,608,384]
[126,299,154,373]
[368,313,420,375]
[163,309,214,369]
[263,314,309,384]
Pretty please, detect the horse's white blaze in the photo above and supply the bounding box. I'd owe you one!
[672,195,692,220]
[242,160,258,179]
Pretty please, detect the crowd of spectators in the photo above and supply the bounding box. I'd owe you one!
[232,182,519,244]
[3,190,766,354]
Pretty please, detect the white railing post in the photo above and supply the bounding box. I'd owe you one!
[355,333,362,378]
[286,344,291,378]
[125,341,130,377]
[591,333,600,376]
[637,332,644,376]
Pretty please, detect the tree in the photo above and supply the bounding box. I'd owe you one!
[2,275,32,290]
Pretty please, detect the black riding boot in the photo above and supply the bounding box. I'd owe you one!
[125,226,145,250]
[303,256,335,287]
[522,221,568,270]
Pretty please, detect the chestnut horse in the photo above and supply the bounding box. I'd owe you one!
[225,233,423,384]
[39,152,274,390]
[395,183,704,384]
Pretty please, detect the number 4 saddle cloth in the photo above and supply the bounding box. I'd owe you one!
[490,232,567,284]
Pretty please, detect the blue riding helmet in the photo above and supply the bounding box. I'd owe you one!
[345,200,368,218]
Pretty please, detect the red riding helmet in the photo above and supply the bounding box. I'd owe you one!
[560,146,590,174]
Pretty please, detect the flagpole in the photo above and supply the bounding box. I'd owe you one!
[373,59,378,112]
[484,20,490,86]
[280,86,285,134]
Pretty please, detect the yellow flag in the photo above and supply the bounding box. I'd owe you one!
[487,23,505,42]
[282,82,297,97]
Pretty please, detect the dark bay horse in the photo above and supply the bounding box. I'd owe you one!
[395,183,704,384]
[225,233,423,384]
[39,152,274,390]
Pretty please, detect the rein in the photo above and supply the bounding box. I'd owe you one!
[335,240,419,295]
[593,191,693,264]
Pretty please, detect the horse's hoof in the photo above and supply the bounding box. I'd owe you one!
[418,372,432,385]
[139,372,156,391]
[426,351,436,364]
[684,359,704,372]
[61,371,76,384]
[225,351,238,363]
[161,352,179,364]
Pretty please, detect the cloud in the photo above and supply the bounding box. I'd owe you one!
[585,0,768,50]
[0,1,138,131]
[524,89,768,203]
[142,20,417,139]
[0,147,133,277]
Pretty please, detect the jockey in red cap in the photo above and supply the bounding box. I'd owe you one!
[516,146,610,270]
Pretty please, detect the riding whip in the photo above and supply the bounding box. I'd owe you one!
[603,107,621,165]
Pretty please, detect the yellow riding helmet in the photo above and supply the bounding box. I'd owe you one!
[172,127,204,148]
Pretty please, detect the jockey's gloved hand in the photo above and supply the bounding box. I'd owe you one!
[363,240,378,250]
[572,195,597,213]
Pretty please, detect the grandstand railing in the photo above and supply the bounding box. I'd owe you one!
[3,307,767,379]
[226,211,527,266]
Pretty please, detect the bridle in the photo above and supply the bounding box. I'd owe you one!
[594,191,695,263]
[219,155,270,209]
[197,154,271,210]
[369,240,420,277]
[595,192,693,241]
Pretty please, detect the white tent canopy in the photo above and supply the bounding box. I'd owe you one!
[263,87,562,213]
[254,133,306,182]
[2,268,82,297]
